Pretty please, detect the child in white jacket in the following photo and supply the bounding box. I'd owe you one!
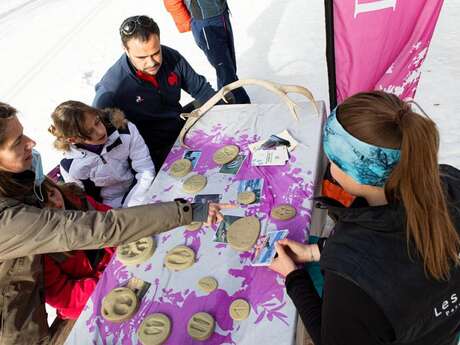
[49,100,155,208]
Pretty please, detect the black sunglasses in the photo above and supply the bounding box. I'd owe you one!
[120,16,155,36]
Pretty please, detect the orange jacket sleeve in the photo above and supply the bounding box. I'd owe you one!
[163,0,191,33]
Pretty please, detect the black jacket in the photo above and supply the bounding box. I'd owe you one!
[288,164,460,345]
[93,45,215,156]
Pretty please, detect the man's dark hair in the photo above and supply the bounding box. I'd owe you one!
[120,15,160,48]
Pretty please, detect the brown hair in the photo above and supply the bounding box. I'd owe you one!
[0,102,17,146]
[49,101,104,151]
[41,177,89,211]
[338,91,460,280]
[0,102,35,199]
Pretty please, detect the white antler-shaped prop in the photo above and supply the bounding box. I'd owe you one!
[179,79,318,148]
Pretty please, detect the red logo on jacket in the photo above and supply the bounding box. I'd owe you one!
[168,72,178,86]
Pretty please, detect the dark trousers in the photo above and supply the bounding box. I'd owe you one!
[191,10,250,104]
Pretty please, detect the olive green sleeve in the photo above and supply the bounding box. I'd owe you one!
[0,200,192,260]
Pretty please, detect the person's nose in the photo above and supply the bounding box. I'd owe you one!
[25,136,36,149]
[147,55,156,66]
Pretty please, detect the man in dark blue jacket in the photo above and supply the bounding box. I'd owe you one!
[93,15,216,169]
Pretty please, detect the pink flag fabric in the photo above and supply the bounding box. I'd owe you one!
[333,0,444,102]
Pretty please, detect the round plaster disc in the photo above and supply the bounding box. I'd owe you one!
[227,216,260,252]
[116,237,156,265]
[229,299,251,321]
[169,159,192,178]
[197,276,218,293]
[137,313,171,345]
[186,221,203,232]
[187,312,215,341]
[182,174,207,194]
[164,245,195,271]
[101,287,138,323]
[270,204,297,220]
[237,191,256,205]
[213,145,239,165]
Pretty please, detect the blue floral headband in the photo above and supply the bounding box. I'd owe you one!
[323,108,401,187]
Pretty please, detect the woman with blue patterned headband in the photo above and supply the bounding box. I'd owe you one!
[268,91,460,345]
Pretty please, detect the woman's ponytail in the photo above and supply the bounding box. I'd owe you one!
[385,110,460,280]
[339,91,460,280]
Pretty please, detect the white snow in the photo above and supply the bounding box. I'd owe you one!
[1,0,457,170]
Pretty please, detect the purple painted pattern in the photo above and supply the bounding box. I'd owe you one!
[82,125,316,344]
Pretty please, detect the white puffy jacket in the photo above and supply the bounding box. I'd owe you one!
[59,110,156,208]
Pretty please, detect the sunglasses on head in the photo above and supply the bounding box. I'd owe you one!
[120,15,155,36]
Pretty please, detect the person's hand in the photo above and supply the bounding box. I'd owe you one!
[206,203,235,225]
[268,242,297,277]
[276,238,320,263]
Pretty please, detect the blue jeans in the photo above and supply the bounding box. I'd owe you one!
[191,10,250,104]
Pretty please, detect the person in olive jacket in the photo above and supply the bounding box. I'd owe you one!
[0,102,228,345]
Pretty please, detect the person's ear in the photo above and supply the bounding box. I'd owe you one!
[123,43,129,57]
[65,137,78,144]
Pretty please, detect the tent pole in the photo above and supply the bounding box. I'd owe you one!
[324,0,337,111]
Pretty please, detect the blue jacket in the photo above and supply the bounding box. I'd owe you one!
[93,45,215,154]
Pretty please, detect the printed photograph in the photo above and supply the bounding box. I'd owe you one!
[253,230,289,266]
[237,178,264,203]
[214,215,242,243]
[183,150,202,169]
[219,154,246,175]
[194,194,221,204]
[260,134,291,150]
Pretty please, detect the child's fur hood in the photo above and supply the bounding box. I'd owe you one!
[101,108,127,130]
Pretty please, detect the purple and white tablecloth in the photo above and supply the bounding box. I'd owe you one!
[65,101,326,345]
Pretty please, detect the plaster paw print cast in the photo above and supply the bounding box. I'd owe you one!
[237,191,256,205]
[182,174,207,194]
[137,313,171,345]
[101,287,138,322]
[270,204,297,220]
[227,216,261,252]
[116,237,156,265]
[187,312,215,341]
[169,158,192,178]
[213,145,240,165]
[229,299,251,321]
[198,276,218,293]
[164,245,195,271]
[186,221,203,232]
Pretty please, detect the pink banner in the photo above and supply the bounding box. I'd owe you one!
[333,0,443,102]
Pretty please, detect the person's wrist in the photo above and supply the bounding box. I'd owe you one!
[286,265,297,276]
[309,246,315,262]
[300,245,313,262]
[190,202,209,222]
[302,244,320,262]
[311,244,321,261]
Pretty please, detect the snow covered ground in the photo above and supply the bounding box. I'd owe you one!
[1,0,457,171]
